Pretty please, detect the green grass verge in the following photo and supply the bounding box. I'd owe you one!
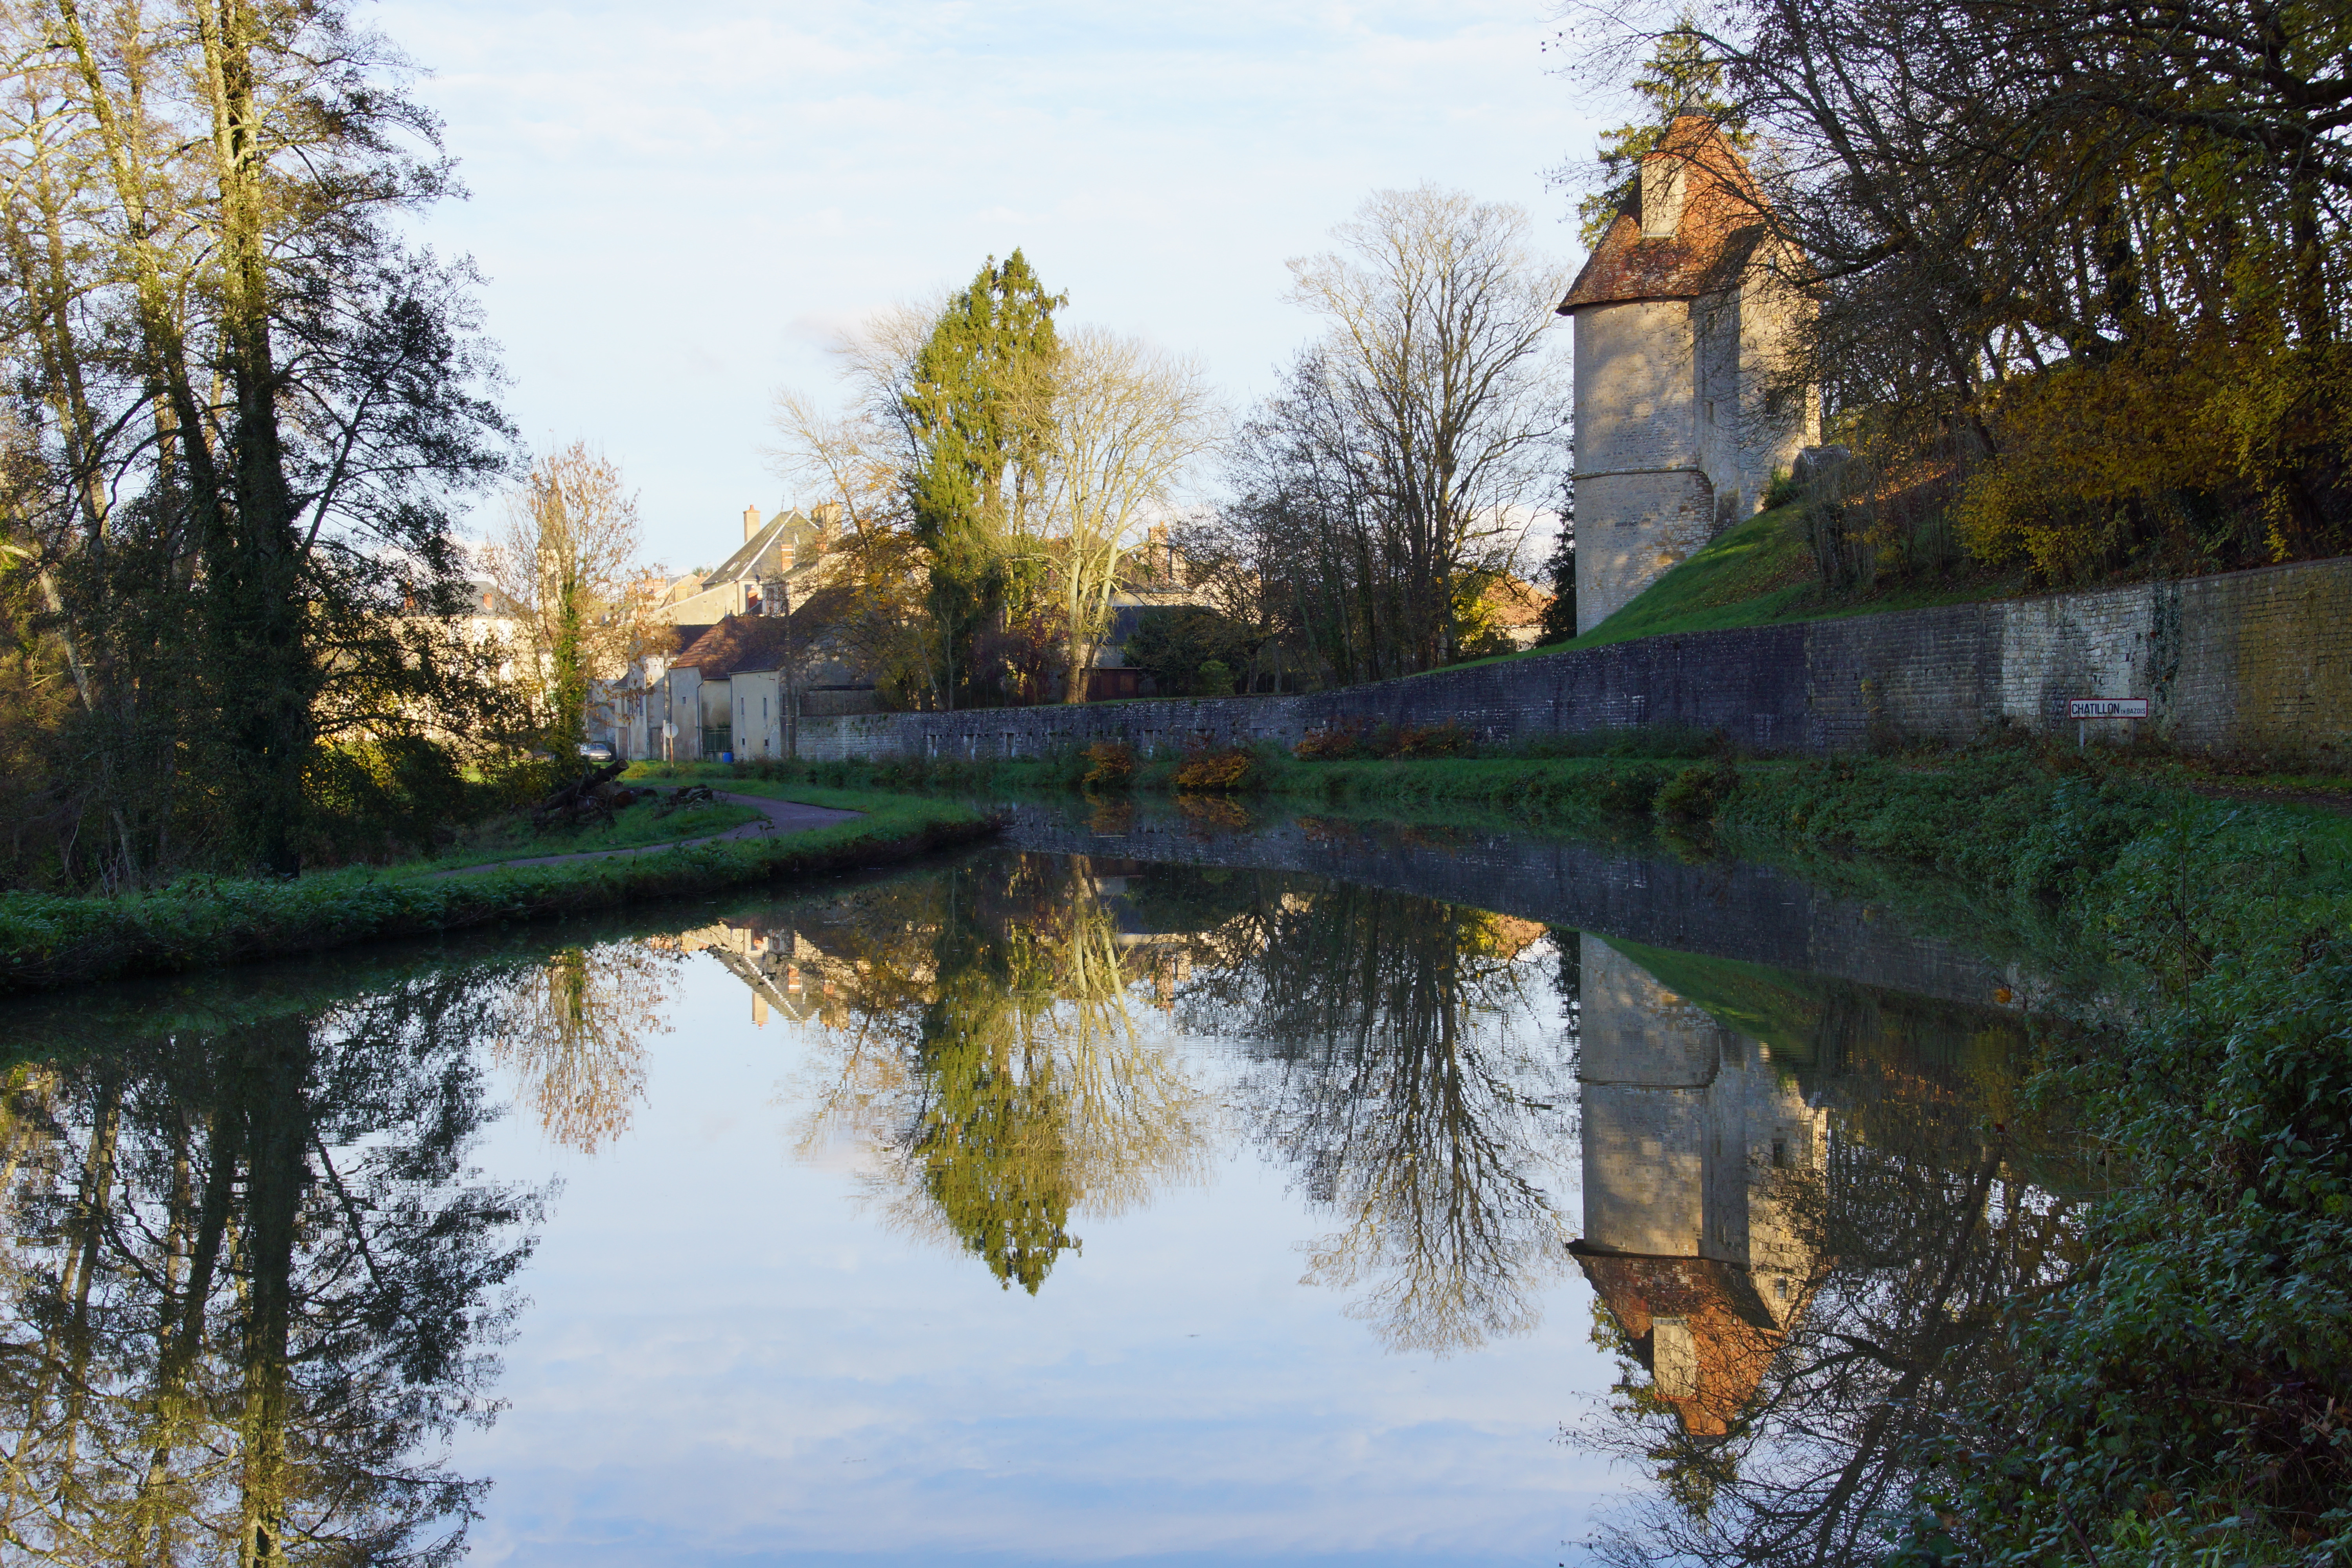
[0,788,996,995]
[412,799,760,871]
[1563,504,1816,647]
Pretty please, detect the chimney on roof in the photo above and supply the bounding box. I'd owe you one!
[1641,149,1687,239]
[743,504,763,542]
[813,501,843,534]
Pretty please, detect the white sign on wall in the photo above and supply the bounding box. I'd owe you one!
[2068,698,2149,719]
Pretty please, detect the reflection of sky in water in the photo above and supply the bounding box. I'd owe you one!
[456,937,1619,1567]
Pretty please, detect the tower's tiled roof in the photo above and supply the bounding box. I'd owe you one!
[1559,117,1773,313]
[1571,1243,1787,1437]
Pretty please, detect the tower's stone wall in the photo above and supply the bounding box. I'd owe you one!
[1560,119,1818,634]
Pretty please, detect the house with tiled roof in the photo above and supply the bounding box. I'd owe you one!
[660,503,841,627]
[1558,116,1819,634]
[648,586,872,761]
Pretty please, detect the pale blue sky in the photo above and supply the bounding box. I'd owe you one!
[370,0,1613,575]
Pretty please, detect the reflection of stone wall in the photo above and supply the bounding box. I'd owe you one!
[793,555,2352,760]
[1005,808,2029,1011]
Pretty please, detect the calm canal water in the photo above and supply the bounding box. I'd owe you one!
[0,804,2087,1566]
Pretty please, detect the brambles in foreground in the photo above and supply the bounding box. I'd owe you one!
[1654,759,1740,822]
[1293,720,1476,760]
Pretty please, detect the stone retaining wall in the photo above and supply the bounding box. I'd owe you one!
[795,555,2352,761]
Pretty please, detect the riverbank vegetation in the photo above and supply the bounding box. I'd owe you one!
[1593,746,2352,1566]
[0,790,993,995]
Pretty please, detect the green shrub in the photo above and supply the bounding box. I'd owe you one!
[1655,759,1740,822]
[1595,764,1670,815]
[1193,659,1236,696]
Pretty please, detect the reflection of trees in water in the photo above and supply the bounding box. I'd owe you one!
[786,855,1219,1294]
[491,942,680,1153]
[1577,972,2089,1567]
[1177,880,1574,1353]
[0,969,543,1564]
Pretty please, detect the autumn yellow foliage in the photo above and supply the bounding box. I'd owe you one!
[1955,339,2352,583]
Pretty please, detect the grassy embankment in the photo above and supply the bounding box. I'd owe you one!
[1459,499,2029,668]
[0,784,996,995]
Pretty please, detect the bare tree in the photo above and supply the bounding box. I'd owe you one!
[1038,327,1223,703]
[490,443,663,752]
[1283,186,1571,670]
[769,301,953,709]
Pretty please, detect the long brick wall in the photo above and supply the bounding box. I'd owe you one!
[794,556,2352,762]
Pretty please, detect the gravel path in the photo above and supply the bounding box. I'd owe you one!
[428,791,864,878]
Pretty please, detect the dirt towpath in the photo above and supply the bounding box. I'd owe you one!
[428,791,864,878]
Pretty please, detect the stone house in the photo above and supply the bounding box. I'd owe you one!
[1559,116,1818,634]
[586,502,880,759]
[660,503,843,627]
[648,589,872,762]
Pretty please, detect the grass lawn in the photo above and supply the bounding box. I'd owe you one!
[414,797,759,872]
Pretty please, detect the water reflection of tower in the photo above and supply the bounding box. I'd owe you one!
[1571,935,1828,1435]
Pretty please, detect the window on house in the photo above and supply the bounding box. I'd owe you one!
[1706,400,1716,424]
[1772,1138,1789,1168]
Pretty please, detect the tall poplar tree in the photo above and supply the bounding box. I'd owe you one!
[902,250,1063,709]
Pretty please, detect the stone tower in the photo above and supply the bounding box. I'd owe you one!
[1558,118,1817,635]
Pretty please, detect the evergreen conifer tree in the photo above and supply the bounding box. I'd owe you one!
[903,251,1064,708]
[1538,466,1578,646]
[1575,16,1753,250]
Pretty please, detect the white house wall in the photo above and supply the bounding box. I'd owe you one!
[732,670,785,760]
